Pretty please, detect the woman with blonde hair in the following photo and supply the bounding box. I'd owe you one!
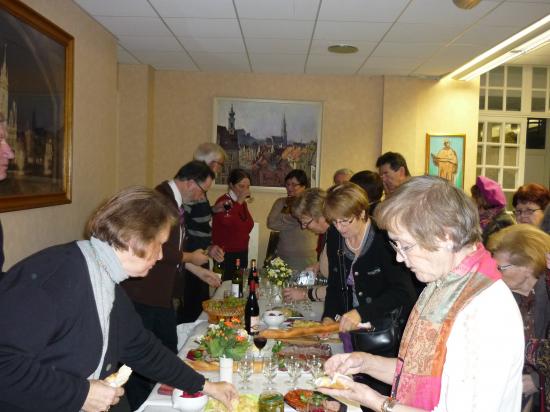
[488,224,550,412]
[319,176,523,412]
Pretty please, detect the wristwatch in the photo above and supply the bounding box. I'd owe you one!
[381,397,397,412]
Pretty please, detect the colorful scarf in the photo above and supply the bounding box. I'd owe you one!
[391,244,501,409]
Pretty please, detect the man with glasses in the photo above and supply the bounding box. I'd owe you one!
[177,143,227,323]
[0,112,15,277]
[122,160,221,410]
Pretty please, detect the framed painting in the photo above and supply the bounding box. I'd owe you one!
[0,0,73,212]
[425,134,465,188]
[213,97,323,191]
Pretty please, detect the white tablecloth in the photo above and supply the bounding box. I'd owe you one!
[137,282,359,412]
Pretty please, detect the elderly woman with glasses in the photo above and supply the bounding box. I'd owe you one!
[282,188,330,303]
[513,183,550,227]
[488,224,550,412]
[267,169,319,271]
[321,182,416,333]
[319,176,524,412]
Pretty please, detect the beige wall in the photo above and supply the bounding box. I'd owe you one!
[382,76,480,190]
[3,0,119,269]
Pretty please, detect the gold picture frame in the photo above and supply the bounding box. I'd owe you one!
[425,133,466,188]
[0,0,73,212]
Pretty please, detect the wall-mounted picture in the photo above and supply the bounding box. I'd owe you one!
[213,97,322,190]
[0,0,73,212]
[425,133,465,188]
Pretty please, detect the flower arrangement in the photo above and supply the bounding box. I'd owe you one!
[263,257,293,286]
[198,317,250,360]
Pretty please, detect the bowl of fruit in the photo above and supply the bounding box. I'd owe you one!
[172,389,208,412]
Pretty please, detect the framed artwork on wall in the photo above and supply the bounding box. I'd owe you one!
[425,133,466,188]
[213,97,323,191]
[0,0,73,212]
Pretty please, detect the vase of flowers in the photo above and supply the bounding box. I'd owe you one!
[263,257,293,305]
[197,317,250,360]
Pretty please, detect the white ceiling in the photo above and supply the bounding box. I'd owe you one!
[73,0,550,78]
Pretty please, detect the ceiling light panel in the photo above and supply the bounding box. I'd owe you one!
[149,0,236,18]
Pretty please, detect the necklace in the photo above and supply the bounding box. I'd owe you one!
[345,220,369,252]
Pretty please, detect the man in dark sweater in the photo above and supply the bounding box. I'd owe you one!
[0,112,15,276]
[122,161,221,410]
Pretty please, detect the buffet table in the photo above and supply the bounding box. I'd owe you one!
[136,281,358,412]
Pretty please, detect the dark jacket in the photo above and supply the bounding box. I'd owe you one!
[0,242,204,412]
[322,224,417,326]
[123,181,184,308]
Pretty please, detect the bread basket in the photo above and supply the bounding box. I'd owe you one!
[202,298,245,324]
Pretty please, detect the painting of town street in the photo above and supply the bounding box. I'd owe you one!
[214,98,322,188]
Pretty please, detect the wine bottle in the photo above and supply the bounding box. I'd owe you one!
[231,258,242,298]
[212,261,224,282]
[247,259,258,289]
[245,280,260,335]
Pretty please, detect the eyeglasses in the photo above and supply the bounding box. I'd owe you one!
[193,179,208,196]
[514,208,542,217]
[332,217,355,227]
[497,264,514,272]
[388,239,416,257]
[300,217,314,230]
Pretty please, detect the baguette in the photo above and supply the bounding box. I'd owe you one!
[259,322,339,339]
[104,365,133,388]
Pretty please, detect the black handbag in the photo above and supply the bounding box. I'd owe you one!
[349,309,402,357]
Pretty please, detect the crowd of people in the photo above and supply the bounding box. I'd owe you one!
[1,115,550,412]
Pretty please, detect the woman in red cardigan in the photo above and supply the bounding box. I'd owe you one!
[212,169,254,280]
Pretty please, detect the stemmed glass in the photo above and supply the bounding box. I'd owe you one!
[287,358,303,390]
[238,354,253,390]
[262,356,278,390]
[307,356,324,387]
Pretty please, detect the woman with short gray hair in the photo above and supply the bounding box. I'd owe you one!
[319,176,524,412]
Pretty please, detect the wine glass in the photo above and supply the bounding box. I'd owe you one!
[288,359,303,390]
[238,354,253,390]
[253,335,268,357]
[262,356,278,390]
[223,199,232,216]
[308,357,324,386]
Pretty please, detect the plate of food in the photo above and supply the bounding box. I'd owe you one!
[204,394,258,412]
[273,306,304,319]
[284,390,340,412]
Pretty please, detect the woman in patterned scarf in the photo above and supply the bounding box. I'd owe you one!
[319,176,524,412]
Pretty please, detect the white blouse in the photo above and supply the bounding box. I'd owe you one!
[434,279,524,412]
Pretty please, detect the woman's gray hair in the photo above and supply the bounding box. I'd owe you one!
[374,176,481,251]
[193,142,226,165]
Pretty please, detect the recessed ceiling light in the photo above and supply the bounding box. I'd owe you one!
[328,44,358,54]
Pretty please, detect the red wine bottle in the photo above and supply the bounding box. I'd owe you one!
[245,281,260,335]
[231,259,242,298]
